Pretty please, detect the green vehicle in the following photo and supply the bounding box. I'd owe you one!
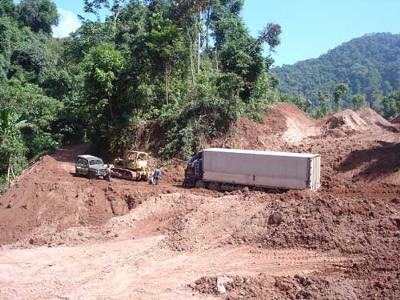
[75,155,107,179]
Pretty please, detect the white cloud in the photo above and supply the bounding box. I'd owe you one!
[52,8,81,38]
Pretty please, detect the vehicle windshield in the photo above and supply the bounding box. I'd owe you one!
[189,152,202,163]
[89,159,103,166]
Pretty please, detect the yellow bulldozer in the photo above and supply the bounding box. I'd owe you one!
[111,150,149,181]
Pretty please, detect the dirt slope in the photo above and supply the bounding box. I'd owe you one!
[0,104,399,299]
[321,108,398,137]
[210,103,320,150]
[0,145,179,245]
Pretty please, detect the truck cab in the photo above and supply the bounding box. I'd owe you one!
[75,155,107,179]
[183,151,203,187]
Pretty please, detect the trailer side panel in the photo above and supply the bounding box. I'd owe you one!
[202,149,320,191]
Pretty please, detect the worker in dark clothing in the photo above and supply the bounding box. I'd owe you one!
[153,168,161,185]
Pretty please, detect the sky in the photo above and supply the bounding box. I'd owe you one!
[49,0,400,66]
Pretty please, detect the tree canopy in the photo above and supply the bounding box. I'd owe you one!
[1,0,399,188]
[18,0,58,34]
[0,0,282,185]
[273,33,400,108]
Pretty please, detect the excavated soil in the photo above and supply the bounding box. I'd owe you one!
[210,103,320,150]
[0,103,399,299]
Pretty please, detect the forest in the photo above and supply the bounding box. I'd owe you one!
[273,33,400,117]
[0,0,283,184]
[0,0,399,185]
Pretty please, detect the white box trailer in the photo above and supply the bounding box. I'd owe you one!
[201,148,321,191]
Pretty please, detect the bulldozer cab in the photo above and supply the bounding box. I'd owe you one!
[112,150,149,181]
[124,151,148,170]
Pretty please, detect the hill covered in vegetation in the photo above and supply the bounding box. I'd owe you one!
[0,0,282,185]
[273,33,400,106]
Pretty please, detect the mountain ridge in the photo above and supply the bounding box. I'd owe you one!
[272,32,400,105]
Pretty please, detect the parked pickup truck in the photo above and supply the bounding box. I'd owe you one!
[75,155,107,179]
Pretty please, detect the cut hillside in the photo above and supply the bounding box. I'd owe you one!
[321,108,398,136]
[210,103,320,150]
[208,104,400,188]
[357,107,396,128]
[210,103,398,150]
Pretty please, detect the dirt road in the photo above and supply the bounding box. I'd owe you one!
[0,236,348,299]
[0,104,399,299]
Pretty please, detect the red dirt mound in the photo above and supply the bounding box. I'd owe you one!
[0,145,180,245]
[273,103,320,143]
[357,107,396,128]
[322,108,398,136]
[191,271,400,300]
[210,103,320,150]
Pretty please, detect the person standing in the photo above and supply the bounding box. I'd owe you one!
[105,164,112,182]
[153,168,161,185]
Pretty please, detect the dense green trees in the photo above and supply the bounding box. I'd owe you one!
[1,0,398,188]
[350,94,368,110]
[18,0,58,34]
[0,0,63,185]
[381,90,400,120]
[80,43,128,151]
[0,0,16,18]
[333,83,349,111]
[273,33,400,108]
[67,0,282,159]
[0,0,282,185]
[0,79,62,183]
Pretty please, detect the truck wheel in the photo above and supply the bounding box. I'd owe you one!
[208,182,220,191]
[195,180,205,189]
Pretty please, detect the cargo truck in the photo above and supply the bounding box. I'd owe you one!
[183,148,321,191]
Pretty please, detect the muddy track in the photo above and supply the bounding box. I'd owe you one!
[0,104,399,299]
[0,236,350,299]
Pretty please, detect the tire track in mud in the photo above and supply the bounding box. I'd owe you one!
[0,236,351,300]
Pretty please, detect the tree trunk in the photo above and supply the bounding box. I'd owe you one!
[187,28,195,84]
[215,48,219,72]
[205,8,210,51]
[197,31,201,74]
[197,13,201,74]
[7,164,10,185]
[108,96,114,120]
[10,165,15,181]
[113,8,121,37]
[165,63,169,105]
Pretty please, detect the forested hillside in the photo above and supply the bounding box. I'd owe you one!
[273,33,400,106]
[0,0,281,184]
